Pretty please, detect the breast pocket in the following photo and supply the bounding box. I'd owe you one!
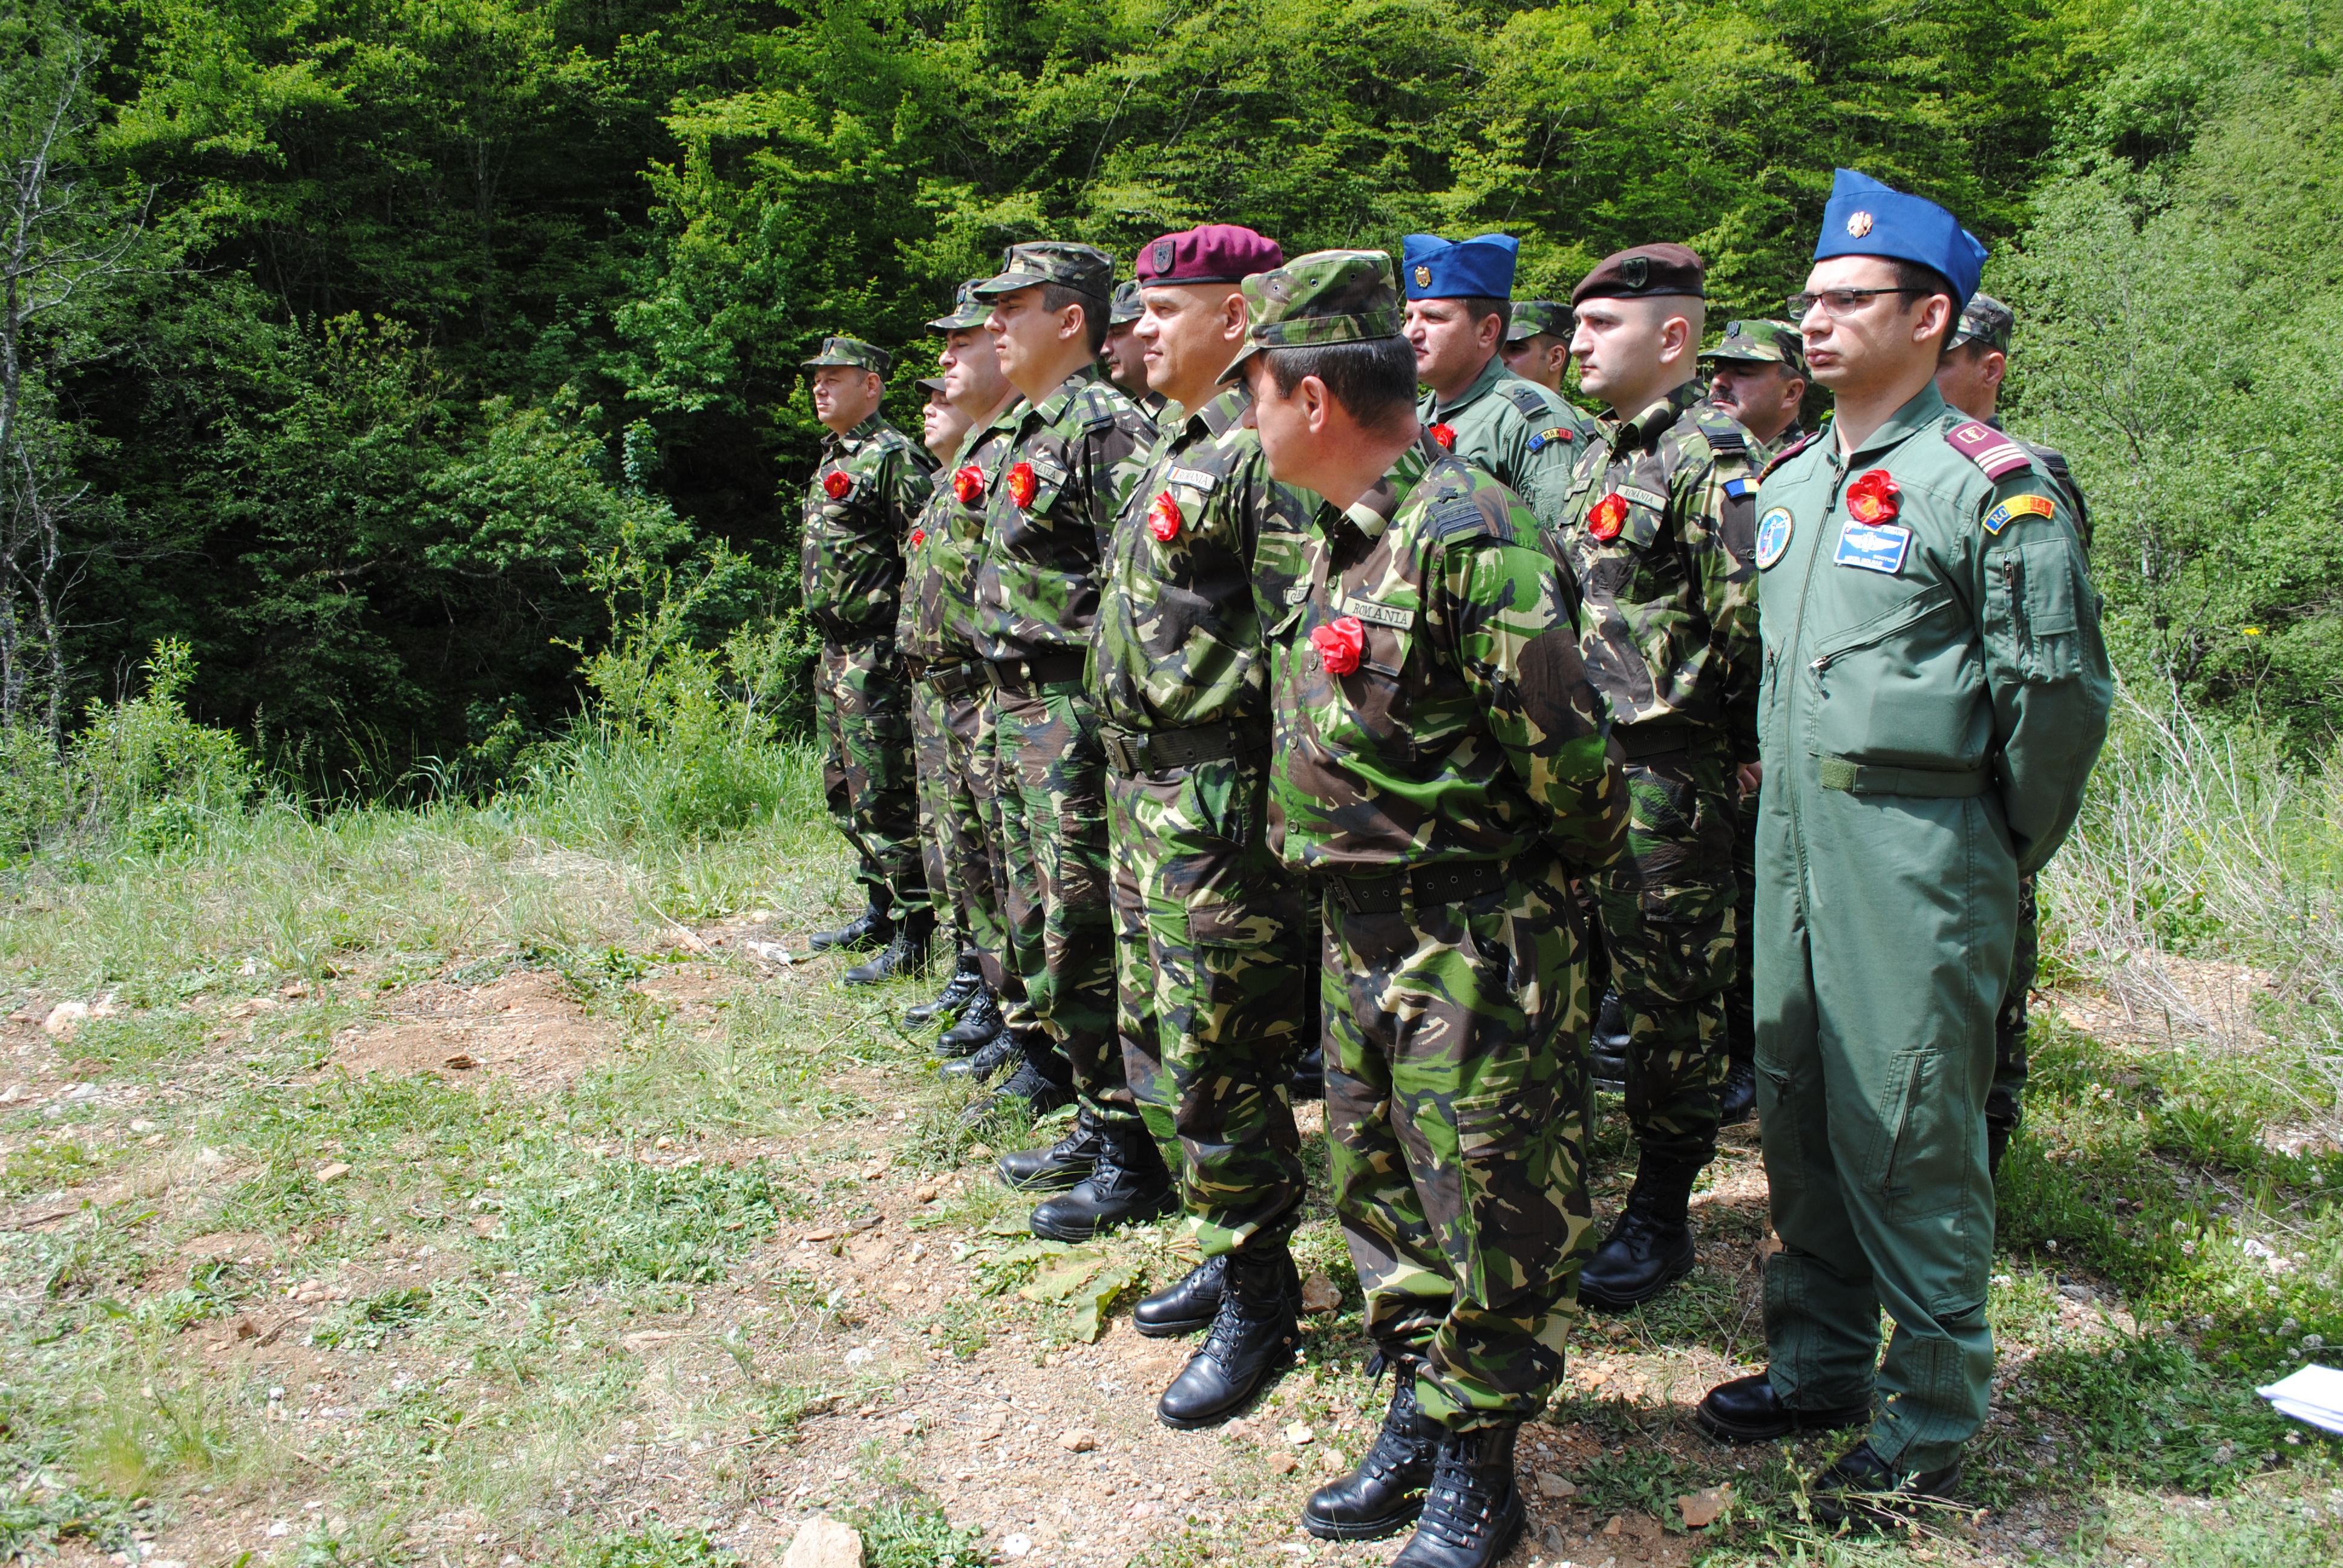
[1804,583,1985,770]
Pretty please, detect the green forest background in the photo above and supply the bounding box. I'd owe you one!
[4,0,2338,792]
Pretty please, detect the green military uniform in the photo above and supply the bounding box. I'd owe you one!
[1249,252,1630,1432]
[801,337,938,926]
[1417,354,1594,528]
[1092,382,1316,1256]
[1551,381,1761,1169]
[1752,381,2110,1473]
[972,245,1159,1119]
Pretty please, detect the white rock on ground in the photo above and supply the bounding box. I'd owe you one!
[780,1517,864,1568]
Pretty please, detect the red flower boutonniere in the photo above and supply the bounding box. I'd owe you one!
[1007,462,1038,509]
[1147,491,1182,543]
[1588,492,1628,541]
[1428,422,1457,451]
[1311,615,1366,676]
[909,528,926,548]
[1847,468,1901,524]
[951,465,984,505]
[822,469,853,500]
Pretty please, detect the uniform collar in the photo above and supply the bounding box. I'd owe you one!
[825,412,888,451]
[1028,364,1107,424]
[1606,381,1703,454]
[1332,429,1446,541]
[950,394,1026,466]
[1427,351,1509,420]
[1840,382,1951,464]
[1185,385,1253,445]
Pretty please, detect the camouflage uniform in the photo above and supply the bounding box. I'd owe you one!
[1549,382,1763,1165]
[1092,383,1316,1256]
[801,338,939,923]
[974,246,1160,1117]
[1417,354,1595,529]
[1250,252,1630,1430]
[1502,299,1571,347]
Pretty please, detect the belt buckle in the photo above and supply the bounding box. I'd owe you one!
[1328,877,1363,916]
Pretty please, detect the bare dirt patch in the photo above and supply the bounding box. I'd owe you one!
[329,970,616,1092]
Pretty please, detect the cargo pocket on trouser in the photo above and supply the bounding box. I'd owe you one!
[1445,1079,1568,1311]
[1869,1050,1972,1223]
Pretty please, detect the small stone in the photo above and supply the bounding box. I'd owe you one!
[779,1518,864,1568]
[1604,1515,1624,1537]
[1268,1453,1299,1474]
[2057,1283,2094,1302]
[442,1054,478,1071]
[1535,1470,1577,1499]
[1284,1422,1314,1446]
[1678,1485,1733,1529]
[968,1143,993,1161]
[914,1183,940,1203]
[1299,1274,1342,1314]
[1000,1536,1031,1560]
[315,1163,351,1184]
[655,1136,673,1150]
[42,1001,90,1038]
[129,1119,158,1134]
[1058,1428,1096,1453]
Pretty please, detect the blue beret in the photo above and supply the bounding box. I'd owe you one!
[1813,169,1988,310]
[1401,232,1519,301]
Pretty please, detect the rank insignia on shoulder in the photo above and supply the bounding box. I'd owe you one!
[1760,429,1823,481]
[1982,492,2057,535]
[1527,426,1576,452]
[1755,506,1793,569]
[1945,420,2034,480]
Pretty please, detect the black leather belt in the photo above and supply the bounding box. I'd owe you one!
[1100,720,1263,776]
[922,659,988,699]
[1325,858,1508,916]
[1613,722,1697,762]
[986,650,1087,693]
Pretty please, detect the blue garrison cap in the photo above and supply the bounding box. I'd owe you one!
[1401,232,1519,301]
[1813,169,1988,310]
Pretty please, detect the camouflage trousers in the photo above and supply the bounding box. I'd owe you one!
[992,679,1132,1125]
[1591,754,1737,1165]
[816,638,927,920]
[913,678,1007,979]
[1107,748,1311,1258]
[1989,875,2037,1140]
[1324,851,1596,1432]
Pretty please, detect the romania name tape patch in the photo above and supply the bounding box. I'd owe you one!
[1835,519,1912,575]
[1340,594,1416,630]
[1982,492,2057,535]
[1754,506,1794,569]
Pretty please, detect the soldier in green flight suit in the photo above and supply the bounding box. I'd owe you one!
[799,336,940,978]
[1695,169,2111,1526]
[1499,300,1573,394]
[1549,244,1764,1313]
[1401,234,1595,526]
[1931,292,2094,1174]
[1239,249,1628,1568]
[971,241,1164,1216]
[1697,316,1815,1130]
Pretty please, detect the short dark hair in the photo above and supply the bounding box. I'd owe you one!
[1264,336,1418,431]
[1889,260,1959,356]
[1458,295,1510,336]
[1041,282,1109,354]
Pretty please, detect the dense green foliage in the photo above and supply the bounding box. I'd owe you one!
[0,0,2333,777]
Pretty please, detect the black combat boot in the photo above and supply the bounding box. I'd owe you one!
[1302,1370,1441,1540]
[1029,1123,1176,1241]
[1386,1423,1525,1567]
[1694,1371,1870,1444]
[1134,1256,1226,1338]
[996,1109,1106,1192]
[939,1019,1015,1080]
[1155,1242,1300,1429]
[809,898,891,954]
[958,1055,1070,1126]
[1289,1044,1326,1101]
[1591,990,1630,1090]
[1578,1154,1702,1310]
[938,990,1006,1056]
[844,910,934,985]
[905,951,985,1027]
[1719,1054,1757,1126]
[1808,1440,1962,1530]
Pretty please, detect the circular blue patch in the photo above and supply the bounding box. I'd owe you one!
[1754,506,1794,569]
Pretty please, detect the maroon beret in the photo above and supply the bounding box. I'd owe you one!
[1571,243,1707,305]
[1136,224,1285,286]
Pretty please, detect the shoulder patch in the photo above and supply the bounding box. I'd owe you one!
[1982,492,2057,536]
[1692,408,1749,456]
[1499,382,1552,420]
[1073,386,1119,434]
[1945,420,2036,480]
[1527,425,1578,452]
[1430,494,1503,540]
[1759,428,1824,482]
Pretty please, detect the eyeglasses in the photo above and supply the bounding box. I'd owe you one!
[1786,288,1928,319]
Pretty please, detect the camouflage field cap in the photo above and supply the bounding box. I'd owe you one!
[1948,293,2014,354]
[1503,299,1571,344]
[1700,319,1808,376]
[801,335,891,374]
[971,240,1115,301]
[1109,280,1144,327]
[926,280,990,332]
[1220,250,1403,382]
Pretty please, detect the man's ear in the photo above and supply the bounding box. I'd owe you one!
[1917,295,1954,347]
[1221,290,1248,344]
[1060,303,1088,344]
[1659,313,1693,364]
[1983,350,2008,391]
[1300,374,1332,435]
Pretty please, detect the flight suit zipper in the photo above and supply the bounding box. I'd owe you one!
[1783,452,1851,915]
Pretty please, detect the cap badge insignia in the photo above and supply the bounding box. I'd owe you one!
[822,470,853,500]
[1847,210,1875,237]
[951,465,985,505]
[1006,461,1038,509]
[1414,264,1432,287]
[1588,492,1628,541]
[1310,616,1365,676]
[1622,257,1649,289]
[1754,506,1794,569]
[1152,240,1175,273]
[1147,491,1183,543]
[1846,468,1901,524]
[1427,422,1456,451]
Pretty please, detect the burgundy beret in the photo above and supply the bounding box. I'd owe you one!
[1136,224,1285,286]
[1571,243,1707,305]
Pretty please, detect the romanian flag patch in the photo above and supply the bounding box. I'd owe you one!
[1982,493,2057,535]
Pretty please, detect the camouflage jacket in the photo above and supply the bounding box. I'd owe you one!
[800,414,937,642]
[1270,436,1629,876]
[1089,386,1316,733]
[1550,382,1763,765]
[975,367,1158,660]
[1417,353,1597,530]
[897,399,1023,665]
